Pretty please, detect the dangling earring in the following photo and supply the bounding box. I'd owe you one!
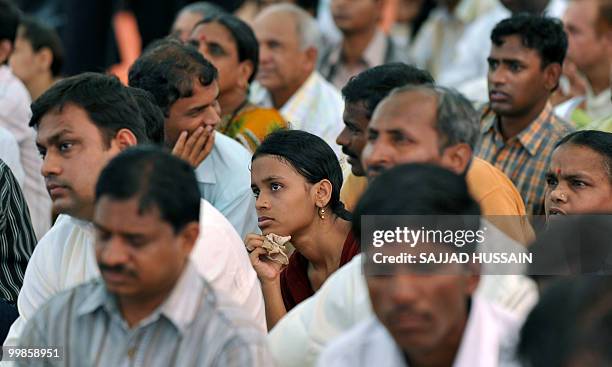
[318,207,326,220]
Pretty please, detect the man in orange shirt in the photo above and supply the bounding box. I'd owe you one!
[362,84,534,244]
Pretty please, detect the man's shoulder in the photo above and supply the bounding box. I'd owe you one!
[27,279,103,326]
[212,132,252,163]
[548,113,575,136]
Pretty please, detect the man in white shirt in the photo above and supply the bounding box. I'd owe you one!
[555,0,612,125]
[0,127,24,187]
[318,164,522,367]
[438,0,568,102]
[408,0,498,81]
[3,73,265,351]
[0,0,51,240]
[249,3,345,157]
[128,39,258,240]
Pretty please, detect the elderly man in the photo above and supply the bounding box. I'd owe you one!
[14,147,271,366]
[250,3,344,156]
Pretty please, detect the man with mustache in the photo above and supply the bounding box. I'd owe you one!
[3,73,265,351]
[318,164,522,367]
[337,63,433,211]
[249,3,345,157]
[15,147,271,366]
[476,14,574,215]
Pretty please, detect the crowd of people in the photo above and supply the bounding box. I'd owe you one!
[0,0,611,366]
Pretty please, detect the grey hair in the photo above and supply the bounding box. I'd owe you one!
[178,2,224,18]
[387,84,481,150]
[258,3,321,50]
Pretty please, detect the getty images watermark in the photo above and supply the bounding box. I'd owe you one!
[360,215,538,275]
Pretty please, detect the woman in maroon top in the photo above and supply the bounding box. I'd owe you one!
[246,130,359,330]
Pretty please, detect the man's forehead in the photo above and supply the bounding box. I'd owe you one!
[36,105,92,140]
[490,36,540,60]
[372,92,437,125]
[254,11,298,38]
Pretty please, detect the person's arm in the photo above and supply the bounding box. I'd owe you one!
[245,234,286,330]
[109,9,141,84]
[2,220,64,348]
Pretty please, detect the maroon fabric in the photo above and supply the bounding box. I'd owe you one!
[280,231,360,311]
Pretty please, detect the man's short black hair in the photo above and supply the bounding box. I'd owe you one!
[127,87,165,146]
[128,38,218,116]
[95,146,200,233]
[195,12,259,83]
[491,14,568,68]
[555,130,612,180]
[352,163,481,242]
[0,0,20,45]
[18,16,64,77]
[341,63,434,118]
[30,72,149,146]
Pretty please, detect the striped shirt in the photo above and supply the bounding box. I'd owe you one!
[476,103,574,215]
[16,262,272,367]
[0,160,37,303]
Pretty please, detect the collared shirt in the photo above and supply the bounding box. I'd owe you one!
[196,132,258,240]
[267,251,538,367]
[476,103,574,215]
[408,0,498,80]
[0,160,37,303]
[438,0,568,102]
[318,29,405,90]
[16,262,272,367]
[0,127,24,187]
[250,72,345,159]
[317,296,522,367]
[3,200,266,350]
[0,66,51,241]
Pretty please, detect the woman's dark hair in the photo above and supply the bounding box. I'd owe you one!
[18,16,64,77]
[253,129,351,220]
[555,130,612,180]
[194,13,259,83]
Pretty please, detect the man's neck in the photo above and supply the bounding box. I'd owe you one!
[498,98,548,141]
[341,26,378,65]
[26,74,56,101]
[219,88,248,117]
[584,60,612,96]
[117,271,183,328]
[404,313,468,367]
[270,72,312,109]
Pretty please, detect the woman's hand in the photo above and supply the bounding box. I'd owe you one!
[245,233,285,283]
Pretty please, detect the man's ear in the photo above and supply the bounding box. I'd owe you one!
[113,128,138,150]
[35,47,53,72]
[0,40,13,64]
[441,143,473,175]
[313,178,333,208]
[544,63,563,92]
[303,46,318,74]
[180,221,200,254]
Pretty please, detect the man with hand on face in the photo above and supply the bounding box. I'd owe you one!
[129,39,258,240]
[15,147,272,366]
[476,14,574,216]
[3,73,266,352]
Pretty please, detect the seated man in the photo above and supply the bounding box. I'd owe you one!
[266,84,537,367]
[128,39,258,239]
[544,130,612,217]
[476,14,574,215]
[4,73,265,350]
[15,147,271,366]
[318,164,523,367]
[249,3,345,156]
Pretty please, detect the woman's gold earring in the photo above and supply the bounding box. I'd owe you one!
[319,207,326,220]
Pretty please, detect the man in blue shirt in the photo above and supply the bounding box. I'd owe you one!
[129,39,258,239]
